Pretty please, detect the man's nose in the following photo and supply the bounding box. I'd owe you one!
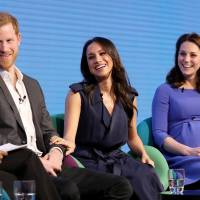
[0,42,8,52]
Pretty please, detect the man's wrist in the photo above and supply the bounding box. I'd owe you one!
[50,147,63,156]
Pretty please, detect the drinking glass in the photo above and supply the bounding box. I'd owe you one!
[0,181,2,200]
[168,169,185,195]
[13,180,35,200]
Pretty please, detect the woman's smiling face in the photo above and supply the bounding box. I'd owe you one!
[86,42,113,81]
[178,41,200,80]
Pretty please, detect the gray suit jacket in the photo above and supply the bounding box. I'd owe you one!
[0,74,58,154]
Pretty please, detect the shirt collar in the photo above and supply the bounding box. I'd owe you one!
[15,67,23,81]
[0,66,23,82]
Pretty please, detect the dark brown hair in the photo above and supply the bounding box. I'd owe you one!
[80,37,136,122]
[166,33,200,91]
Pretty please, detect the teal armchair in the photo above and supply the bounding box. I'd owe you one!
[129,117,169,190]
[51,114,84,168]
[51,113,65,137]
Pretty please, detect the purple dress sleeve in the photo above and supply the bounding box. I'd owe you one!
[152,83,171,148]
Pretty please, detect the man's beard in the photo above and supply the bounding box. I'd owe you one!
[0,52,17,70]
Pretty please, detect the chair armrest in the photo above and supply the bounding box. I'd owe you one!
[2,189,11,200]
[63,155,85,168]
[128,145,169,191]
[70,155,85,168]
[144,145,169,190]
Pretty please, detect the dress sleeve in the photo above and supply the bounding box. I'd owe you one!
[152,84,170,148]
[132,87,139,96]
[129,87,139,102]
[69,82,84,93]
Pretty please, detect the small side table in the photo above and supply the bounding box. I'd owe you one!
[161,190,200,200]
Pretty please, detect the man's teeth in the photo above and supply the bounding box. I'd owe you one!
[0,54,10,57]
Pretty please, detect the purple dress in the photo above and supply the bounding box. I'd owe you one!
[152,83,200,185]
[70,82,163,200]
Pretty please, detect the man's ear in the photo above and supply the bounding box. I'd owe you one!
[18,32,21,46]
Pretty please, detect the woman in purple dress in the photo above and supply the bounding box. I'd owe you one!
[152,33,200,189]
[52,37,163,200]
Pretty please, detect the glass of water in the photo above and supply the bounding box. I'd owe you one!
[0,181,2,200]
[168,169,185,195]
[13,180,35,200]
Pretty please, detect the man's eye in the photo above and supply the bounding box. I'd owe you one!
[191,54,197,57]
[7,39,13,42]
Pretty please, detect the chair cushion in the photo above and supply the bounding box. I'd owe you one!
[63,155,79,168]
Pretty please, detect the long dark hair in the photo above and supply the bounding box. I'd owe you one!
[80,37,136,122]
[166,33,200,91]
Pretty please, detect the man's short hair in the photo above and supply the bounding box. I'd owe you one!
[0,12,19,34]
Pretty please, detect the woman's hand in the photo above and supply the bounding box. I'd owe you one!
[141,153,155,167]
[163,137,200,156]
[185,147,200,156]
[50,136,76,155]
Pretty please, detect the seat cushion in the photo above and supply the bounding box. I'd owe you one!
[63,155,79,168]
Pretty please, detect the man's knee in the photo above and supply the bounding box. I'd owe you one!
[54,178,80,200]
[12,148,37,160]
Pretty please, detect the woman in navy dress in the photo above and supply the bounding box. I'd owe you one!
[52,37,163,200]
[152,33,200,189]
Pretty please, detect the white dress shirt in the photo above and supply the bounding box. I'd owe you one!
[0,67,42,156]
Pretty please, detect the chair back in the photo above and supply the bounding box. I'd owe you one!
[51,114,64,137]
[137,117,154,146]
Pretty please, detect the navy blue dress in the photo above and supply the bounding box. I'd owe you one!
[71,82,163,200]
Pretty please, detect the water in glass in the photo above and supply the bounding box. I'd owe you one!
[15,193,35,200]
[169,178,184,194]
[168,169,185,195]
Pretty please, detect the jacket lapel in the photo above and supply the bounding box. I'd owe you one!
[22,76,37,124]
[0,76,24,130]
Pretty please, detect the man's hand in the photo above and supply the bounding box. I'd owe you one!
[0,150,7,163]
[39,149,63,176]
[48,148,63,169]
